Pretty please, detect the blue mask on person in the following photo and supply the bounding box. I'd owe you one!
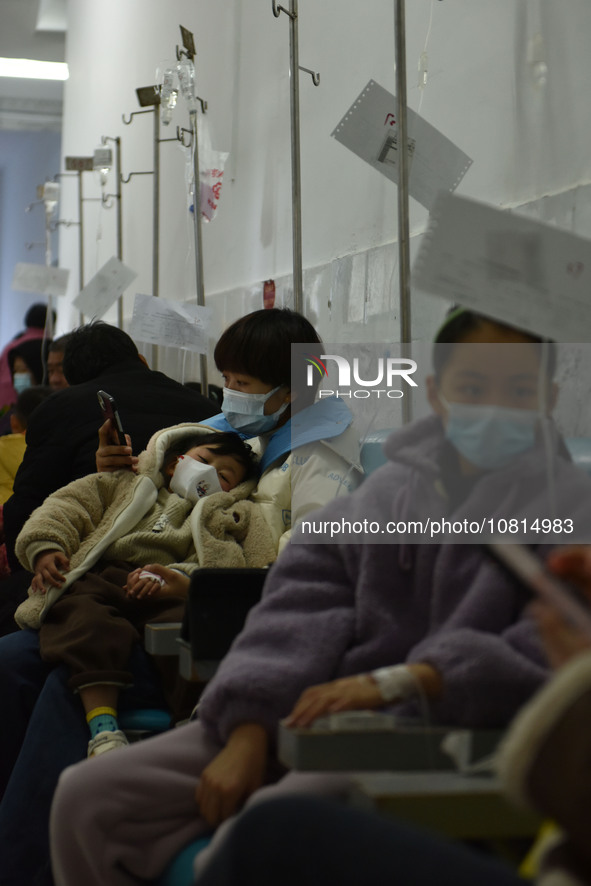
[222,386,289,435]
[442,399,538,470]
[13,373,32,396]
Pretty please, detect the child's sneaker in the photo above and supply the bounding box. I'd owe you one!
[87,730,129,757]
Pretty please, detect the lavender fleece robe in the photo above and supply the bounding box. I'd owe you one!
[199,415,591,737]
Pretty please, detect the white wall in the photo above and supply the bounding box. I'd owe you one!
[57,0,591,383]
[0,129,61,348]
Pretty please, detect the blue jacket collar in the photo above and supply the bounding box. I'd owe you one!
[203,397,353,473]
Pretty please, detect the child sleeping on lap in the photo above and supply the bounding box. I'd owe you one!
[14,426,272,756]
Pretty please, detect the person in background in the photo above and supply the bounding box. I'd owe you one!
[0,386,53,505]
[46,335,71,391]
[7,338,48,394]
[0,386,54,624]
[0,338,52,437]
[3,320,216,574]
[0,303,54,412]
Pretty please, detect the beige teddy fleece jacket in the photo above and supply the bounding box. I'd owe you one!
[14,423,276,629]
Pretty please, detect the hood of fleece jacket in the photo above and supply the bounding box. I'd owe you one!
[382,413,444,476]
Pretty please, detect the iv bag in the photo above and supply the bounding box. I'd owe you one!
[160,67,178,126]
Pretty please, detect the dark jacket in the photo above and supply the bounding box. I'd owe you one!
[3,359,216,570]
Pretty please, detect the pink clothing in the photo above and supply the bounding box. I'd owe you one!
[0,328,45,410]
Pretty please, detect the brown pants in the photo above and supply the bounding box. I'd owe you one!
[38,560,186,690]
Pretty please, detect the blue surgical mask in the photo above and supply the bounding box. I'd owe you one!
[222,385,289,435]
[441,398,539,470]
[13,373,32,396]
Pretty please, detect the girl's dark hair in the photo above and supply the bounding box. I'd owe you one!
[433,306,557,378]
[214,308,323,410]
[8,338,50,385]
[162,432,259,483]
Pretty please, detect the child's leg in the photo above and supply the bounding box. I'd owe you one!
[39,560,187,754]
[38,561,141,688]
[79,683,129,755]
[39,560,186,690]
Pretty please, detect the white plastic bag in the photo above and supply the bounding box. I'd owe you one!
[185,114,229,223]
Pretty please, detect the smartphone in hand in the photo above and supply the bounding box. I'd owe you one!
[487,541,591,640]
[97,390,127,446]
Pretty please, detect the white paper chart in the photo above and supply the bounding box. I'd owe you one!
[129,293,211,354]
[73,256,137,318]
[413,192,591,342]
[12,263,70,297]
[331,79,472,210]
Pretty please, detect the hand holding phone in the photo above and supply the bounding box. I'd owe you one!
[97,390,127,446]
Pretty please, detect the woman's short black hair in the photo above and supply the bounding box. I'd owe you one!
[24,303,55,330]
[62,321,140,385]
[432,306,557,379]
[214,308,323,409]
[8,338,49,385]
[162,431,259,483]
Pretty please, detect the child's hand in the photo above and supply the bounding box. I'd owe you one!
[125,564,190,600]
[96,419,138,473]
[32,550,70,592]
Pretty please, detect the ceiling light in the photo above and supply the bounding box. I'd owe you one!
[0,58,69,81]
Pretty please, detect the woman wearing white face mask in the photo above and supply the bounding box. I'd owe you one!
[7,339,47,394]
[0,338,49,438]
[97,309,363,556]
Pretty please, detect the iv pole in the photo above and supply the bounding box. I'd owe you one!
[100,136,124,327]
[176,26,209,396]
[394,0,413,423]
[121,88,162,303]
[272,1,320,317]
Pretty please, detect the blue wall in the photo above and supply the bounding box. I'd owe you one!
[0,130,61,349]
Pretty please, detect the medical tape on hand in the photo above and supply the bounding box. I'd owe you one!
[370,664,417,703]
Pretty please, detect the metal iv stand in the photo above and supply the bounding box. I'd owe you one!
[54,156,99,324]
[99,136,124,327]
[121,87,162,306]
[176,24,209,397]
[271,0,320,317]
[394,0,413,424]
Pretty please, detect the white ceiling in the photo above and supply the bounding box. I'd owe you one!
[0,0,67,131]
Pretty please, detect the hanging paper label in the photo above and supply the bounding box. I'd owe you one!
[331,79,472,210]
[73,256,137,318]
[413,192,591,342]
[129,293,211,353]
[12,263,70,297]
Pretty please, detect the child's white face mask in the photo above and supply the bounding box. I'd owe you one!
[169,455,223,503]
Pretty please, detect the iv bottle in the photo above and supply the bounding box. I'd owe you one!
[160,67,178,125]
